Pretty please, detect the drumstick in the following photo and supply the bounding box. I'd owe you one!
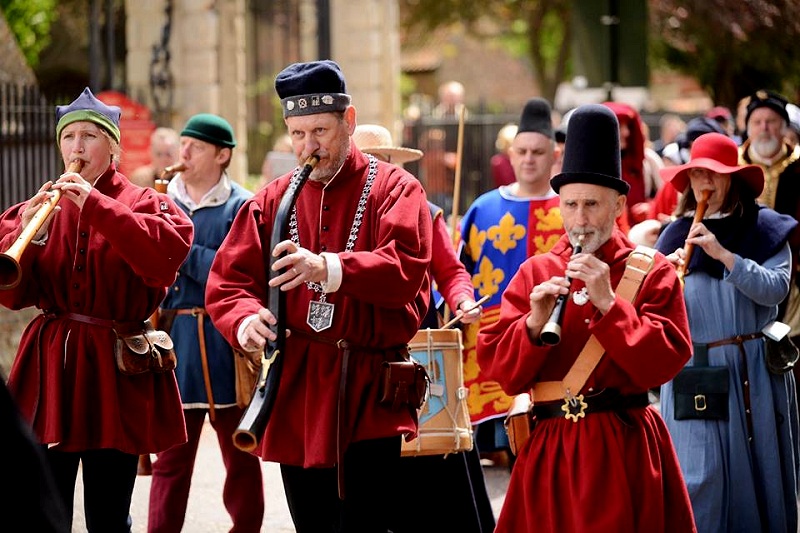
[441,295,490,329]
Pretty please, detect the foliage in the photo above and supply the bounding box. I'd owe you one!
[0,0,58,67]
[649,0,800,108]
[402,0,800,110]
[400,0,572,102]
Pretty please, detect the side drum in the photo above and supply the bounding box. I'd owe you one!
[402,328,473,457]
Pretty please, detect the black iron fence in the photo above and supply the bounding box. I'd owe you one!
[0,84,61,212]
[402,114,517,219]
[402,111,675,219]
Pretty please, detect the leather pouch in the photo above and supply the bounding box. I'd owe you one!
[504,393,534,456]
[766,335,800,375]
[115,325,177,375]
[379,360,429,411]
[234,350,261,409]
[673,366,729,420]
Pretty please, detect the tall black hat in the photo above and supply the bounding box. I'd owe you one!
[517,97,554,139]
[550,104,629,195]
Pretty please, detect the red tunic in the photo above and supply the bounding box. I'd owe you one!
[0,166,193,454]
[430,207,473,311]
[478,230,696,532]
[206,145,432,467]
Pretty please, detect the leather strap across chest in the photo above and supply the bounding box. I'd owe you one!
[532,245,657,403]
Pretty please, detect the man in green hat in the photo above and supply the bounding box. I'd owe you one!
[148,113,265,533]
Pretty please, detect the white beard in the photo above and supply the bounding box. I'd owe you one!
[751,136,781,158]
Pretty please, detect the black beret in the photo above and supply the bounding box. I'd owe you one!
[275,60,352,118]
[745,90,790,125]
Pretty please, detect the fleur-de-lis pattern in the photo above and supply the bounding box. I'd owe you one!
[487,212,526,254]
[459,191,563,423]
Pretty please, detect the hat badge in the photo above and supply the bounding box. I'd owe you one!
[298,98,307,109]
[311,95,320,106]
[756,90,768,101]
[286,101,295,111]
[322,95,333,105]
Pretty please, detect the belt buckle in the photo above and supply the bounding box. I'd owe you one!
[561,392,588,422]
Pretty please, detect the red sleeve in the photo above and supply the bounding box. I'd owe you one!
[84,187,194,288]
[206,196,270,350]
[337,174,432,309]
[429,212,473,310]
[478,249,691,396]
[650,185,678,219]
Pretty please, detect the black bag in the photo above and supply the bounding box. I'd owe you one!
[765,335,800,375]
[673,344,729,421]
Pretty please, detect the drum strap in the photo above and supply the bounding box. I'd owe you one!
[532,245,657,403]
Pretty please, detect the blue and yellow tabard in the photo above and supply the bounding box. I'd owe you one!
[459,186,563,423]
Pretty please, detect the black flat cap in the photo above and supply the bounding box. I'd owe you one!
[275,60,352,118]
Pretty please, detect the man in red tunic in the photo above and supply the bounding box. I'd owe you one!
[478,104,696,532]
[205,60,432,533]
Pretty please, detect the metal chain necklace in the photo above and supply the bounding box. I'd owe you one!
[288,155,378,331]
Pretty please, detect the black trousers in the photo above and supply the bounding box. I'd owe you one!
[392,446,496,533]
[46,447,138,532]
[281,436,402,533]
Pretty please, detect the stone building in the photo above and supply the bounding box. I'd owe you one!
[124,0,404,183]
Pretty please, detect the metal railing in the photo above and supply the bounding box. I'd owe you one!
[0,84,61,212]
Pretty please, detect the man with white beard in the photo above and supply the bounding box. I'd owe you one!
[739,90,800,347]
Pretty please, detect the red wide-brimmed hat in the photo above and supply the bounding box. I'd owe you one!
[660,132,764,196]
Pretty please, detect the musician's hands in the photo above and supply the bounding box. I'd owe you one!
[666,247,686,269]
[22,182,59,241]
[52,170,92,210]
[241,308,278,351]
[685,222,735,270]
[565,253,615,314]
[270,240,328,291]
[526,276,570,335]
[457,299,481,325]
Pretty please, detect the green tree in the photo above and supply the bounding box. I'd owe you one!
[402,0,800,110]
[400,0,572,103]
[650,0,800,108]
[0,0,58,67]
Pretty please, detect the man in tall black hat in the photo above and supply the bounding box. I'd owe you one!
[457,97,564,468]
[738,90,800,349]
[205,60,432,532]
[477,104,696,532]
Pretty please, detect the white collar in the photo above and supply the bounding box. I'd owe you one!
[168,173,232,211]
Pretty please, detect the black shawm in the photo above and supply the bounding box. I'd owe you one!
[550,104,630,195]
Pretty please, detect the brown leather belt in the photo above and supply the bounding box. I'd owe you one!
[46,311,144,334]
[703,332,764,444]
[533,389,649,421]
[175,307,215,421]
